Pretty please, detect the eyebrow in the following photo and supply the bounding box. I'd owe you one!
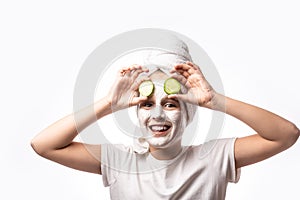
[161,96,179,103]
[144,93,180,103]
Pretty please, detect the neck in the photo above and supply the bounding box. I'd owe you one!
[149,141,182,160]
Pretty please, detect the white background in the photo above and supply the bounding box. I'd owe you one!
[1,0,299,199]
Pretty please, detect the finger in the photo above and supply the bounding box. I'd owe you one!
[186,61,199,70]
[131,76,151,91]
[119,68,131,77]
[174,63,195,76]
[131,69,143,80]
[124,70,132,77]
[119,64,142,76]
[131,96,148,106]
[119,65,133,73]
[119,69,127,76]
[171,67,190,79]
[170,63,189,73]
[168,94,189,103]
[174,63,193,71]
[186,61,205,77]
[170,67,177,73]
[129,64,142,72]
[170,74,191,89]
[182,71,190,79]
[131,67,149,80]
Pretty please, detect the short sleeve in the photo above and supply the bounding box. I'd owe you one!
[203,138,241,183]
[101,144,134,187]
[101,144,117,187]
[227,138,241,183]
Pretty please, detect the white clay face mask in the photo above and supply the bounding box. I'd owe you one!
[137,80,187,148]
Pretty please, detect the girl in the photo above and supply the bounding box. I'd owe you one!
[31,37,299,199]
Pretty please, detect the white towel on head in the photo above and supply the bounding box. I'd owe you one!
[142,34,192,75]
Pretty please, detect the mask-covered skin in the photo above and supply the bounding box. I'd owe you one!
[137,70,188,156]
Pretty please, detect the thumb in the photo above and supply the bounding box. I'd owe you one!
[168,93,199,106]
[131,96,148,106]
[168,94,189,102]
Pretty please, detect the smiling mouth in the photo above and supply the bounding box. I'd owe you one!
[149,125,171,137]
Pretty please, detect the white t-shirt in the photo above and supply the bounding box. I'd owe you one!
[101,138,241,200]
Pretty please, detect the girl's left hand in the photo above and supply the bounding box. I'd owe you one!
[169,62,218,109]
[106,64,149,112]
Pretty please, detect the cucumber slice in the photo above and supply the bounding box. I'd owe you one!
[139,80,154,97]
[164,78,181,94]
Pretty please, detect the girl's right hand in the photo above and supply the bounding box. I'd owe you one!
[169,62,219,110]
[106,64,149,111]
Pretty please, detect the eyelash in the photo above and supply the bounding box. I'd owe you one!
[142,103,153,107]
[164,103,176,108]
[140,102,177,108]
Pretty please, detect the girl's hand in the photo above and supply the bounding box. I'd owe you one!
[169,62,219,109]
[106,64,149,111]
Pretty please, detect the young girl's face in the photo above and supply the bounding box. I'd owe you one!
[137,71,186,149]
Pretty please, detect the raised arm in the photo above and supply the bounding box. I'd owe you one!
[222,96,299,168]
[170,62,299,169]
[31,98,111,174]
[31,65,148,174]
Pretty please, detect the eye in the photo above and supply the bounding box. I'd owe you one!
[140,102,153,109]
[164,103,176,108]
[162,99,180,110]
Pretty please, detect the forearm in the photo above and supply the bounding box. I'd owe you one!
[31,98,112,155]
[216,94,299,145]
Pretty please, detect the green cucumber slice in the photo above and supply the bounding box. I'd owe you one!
[139,80,154,97]
[164,78,181,94]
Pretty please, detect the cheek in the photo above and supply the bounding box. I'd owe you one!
[166,110,187,131]
[137,109,150,124]
[166,111,182,124]
[137,109,183,126]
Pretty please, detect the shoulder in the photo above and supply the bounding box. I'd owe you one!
[190,138,237,158]
[101,143,136,163]
[101,143,134,153]
[195,138,240,183]
[101,144,138,180]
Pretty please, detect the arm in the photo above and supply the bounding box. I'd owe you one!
[31,65,148,174]
[31,99,111,174]
[223,96,299,168]
[170,62,299,169]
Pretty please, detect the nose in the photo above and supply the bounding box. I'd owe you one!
[150,105,166,121]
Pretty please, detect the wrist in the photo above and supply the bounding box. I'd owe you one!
[94,97,112,119]
[103,96,112,108]
[208,93,226,112]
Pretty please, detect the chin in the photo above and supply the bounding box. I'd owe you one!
[147,138,171,148]
[146,131,178,149]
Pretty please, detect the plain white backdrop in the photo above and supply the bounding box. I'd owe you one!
[1,0,299,199]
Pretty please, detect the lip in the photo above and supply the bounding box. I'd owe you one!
[148,124,172,137]
[152,130,170,137]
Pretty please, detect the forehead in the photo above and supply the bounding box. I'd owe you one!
[147,70,182,106]
[149,69,169,82]
[149,70,168,98]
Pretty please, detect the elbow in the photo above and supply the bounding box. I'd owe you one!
[30,139,47,157]
[284,123,299,148]
[30,139,41,155]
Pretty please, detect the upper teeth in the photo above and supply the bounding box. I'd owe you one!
[150,125,169,131]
